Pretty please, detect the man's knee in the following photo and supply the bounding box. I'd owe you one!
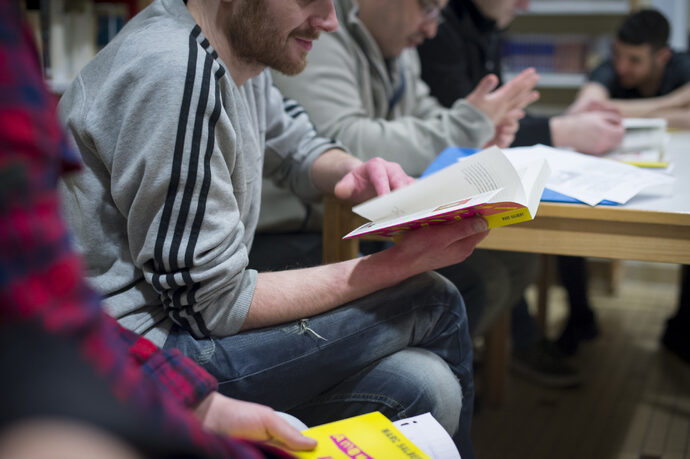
[411,271,468,319]
[380,348,462,436]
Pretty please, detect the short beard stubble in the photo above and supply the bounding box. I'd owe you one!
[226,0,319,76]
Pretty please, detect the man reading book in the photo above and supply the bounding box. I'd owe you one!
[57,0,489,457]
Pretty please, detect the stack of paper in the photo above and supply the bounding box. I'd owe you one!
[606,118,669,168]
[505,144,674,206]
[393,413,461,459]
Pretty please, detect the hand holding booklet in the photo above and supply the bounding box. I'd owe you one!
[291,411,460,459]
[344,146,550,239]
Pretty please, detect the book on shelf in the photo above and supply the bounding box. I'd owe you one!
[23,0,136,92]
[343,146,550,240]
[501,33,592,75]
[291,411,460,459]
[95,2,129,49]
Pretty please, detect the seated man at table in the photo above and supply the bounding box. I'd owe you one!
[572,8,690,362]
[57,0,490,457]
[265,0,581,388]
[573,8,690,129]
[415,0,624,357]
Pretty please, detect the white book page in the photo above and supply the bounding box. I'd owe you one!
[354,146,524,221]
[622,117,667,129]
[393,413,461,459]
[505,145,674,205]
[514,159,551,217]
[607,147,664,163]
[344,189,501,239]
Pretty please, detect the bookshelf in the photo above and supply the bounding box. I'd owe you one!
[525,1,631,15]
[501,0,685,113]
[503,9,631,93]
[503,0,688,96]
[22,0,154,94]
[503,72,586,89]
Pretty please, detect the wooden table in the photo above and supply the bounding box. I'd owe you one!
[322,130,690,405]
[477,130,690,263]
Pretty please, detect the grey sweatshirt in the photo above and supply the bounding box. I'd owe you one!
[58,0,340,346]
[260,0,495,231]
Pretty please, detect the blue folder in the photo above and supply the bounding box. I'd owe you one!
[422,146,618,206]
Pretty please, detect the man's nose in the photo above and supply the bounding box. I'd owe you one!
[310,0,339,33]
[420,18,439,39]
[615,60,630,76]
[517,0,531,10]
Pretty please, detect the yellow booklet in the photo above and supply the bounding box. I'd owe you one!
[292,411,431,459]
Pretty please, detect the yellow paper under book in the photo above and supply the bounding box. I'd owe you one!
[293,412,430,459]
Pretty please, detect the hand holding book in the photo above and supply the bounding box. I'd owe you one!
[344,146,550,240]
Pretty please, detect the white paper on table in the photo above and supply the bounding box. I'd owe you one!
[504,145,674,205]
[393,413,461,459]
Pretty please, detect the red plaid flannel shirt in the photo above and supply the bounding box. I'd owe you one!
[0,3,291,457]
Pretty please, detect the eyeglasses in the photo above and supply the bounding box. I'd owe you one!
[418,0,444,24]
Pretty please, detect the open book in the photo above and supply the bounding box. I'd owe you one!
[343,146,550,239]
[292,411,460,459]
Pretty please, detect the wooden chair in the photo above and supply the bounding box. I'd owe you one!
[322,195,511,405]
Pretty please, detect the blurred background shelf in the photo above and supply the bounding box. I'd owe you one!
[504,72,587,89]
[21,0,154,95]
[522,0,631,15]
[503,0,688,113]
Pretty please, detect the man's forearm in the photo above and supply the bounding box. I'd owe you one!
[242,249,409,331]
[608,97,673,118]
[242,217,489,331]
[573,82,610,108]
[647,107,690,129]
[576,82,687,118]
[310,148,363,195]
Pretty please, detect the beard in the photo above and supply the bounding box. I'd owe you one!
[226,0,319,76]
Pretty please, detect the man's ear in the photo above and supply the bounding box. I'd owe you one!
[655,46,672,67]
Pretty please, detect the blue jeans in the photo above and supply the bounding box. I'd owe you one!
[164,271,475,459]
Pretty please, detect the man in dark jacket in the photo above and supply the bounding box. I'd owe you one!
[419,0,624,154]
[418,0,616,357]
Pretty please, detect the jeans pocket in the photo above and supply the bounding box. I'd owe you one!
[194,338,216,365]
[164,326,217,366]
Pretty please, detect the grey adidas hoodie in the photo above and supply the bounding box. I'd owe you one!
[58,0,340,346]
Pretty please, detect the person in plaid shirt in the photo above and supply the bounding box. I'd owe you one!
[0,2,315,457]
